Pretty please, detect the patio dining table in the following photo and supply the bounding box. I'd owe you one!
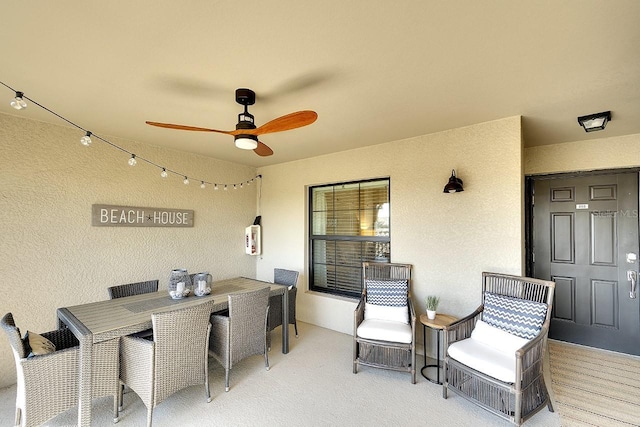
[56,276,289,427]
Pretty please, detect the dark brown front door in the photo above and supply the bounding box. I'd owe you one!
[531,171,640,355]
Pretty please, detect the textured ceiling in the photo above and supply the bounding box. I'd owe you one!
[1,1,639,167]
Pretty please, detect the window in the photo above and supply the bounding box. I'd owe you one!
[309,178,390,298]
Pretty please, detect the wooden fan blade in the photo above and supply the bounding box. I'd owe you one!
[146,121,232,135]
[253,110,317,135]
[254,141,273,157]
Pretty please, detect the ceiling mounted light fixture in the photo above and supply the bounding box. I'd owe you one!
[577,111,611,132]
[443,169,464,193]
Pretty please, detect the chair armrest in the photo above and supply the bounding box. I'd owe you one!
[210,313,230,328]
[20,345,78,368]
[408,298,416,333]
[515,325,549,387]
[121,335,154,357]
[353,295,365,334]
[120,336,154,402]
[208,314,230,359]
[443,306,482,349]
[516,327,546,359]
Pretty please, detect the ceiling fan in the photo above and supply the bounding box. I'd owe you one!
[146,88,317,157]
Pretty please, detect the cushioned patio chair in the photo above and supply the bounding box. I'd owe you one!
[1,312,119,427]
[353,262,415,383]
[267,268,299,350]
[442,272,555,426]
[209,287,270,391]
[119,300,215,427]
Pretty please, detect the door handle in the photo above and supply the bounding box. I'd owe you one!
[627,270,637,299]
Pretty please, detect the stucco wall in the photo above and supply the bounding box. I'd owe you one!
[255,116,525,353]
[0,113,257,388]
[525,133,640,175]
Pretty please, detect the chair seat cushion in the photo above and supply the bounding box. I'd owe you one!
[447,321,529,383]
[356,318,412,344]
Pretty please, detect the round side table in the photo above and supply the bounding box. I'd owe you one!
[420,313,457,384]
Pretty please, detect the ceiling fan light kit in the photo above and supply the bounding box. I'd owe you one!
[146,88,317,157]
[235,135,259,150]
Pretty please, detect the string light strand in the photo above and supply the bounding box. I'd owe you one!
[0,80,261,189]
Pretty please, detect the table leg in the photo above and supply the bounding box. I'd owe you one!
[282,288,289,354]
[420,326,443,385]
[58,308,93,426]
[423,324,427,368]
[78,335,93,426]
[435,329,441,384]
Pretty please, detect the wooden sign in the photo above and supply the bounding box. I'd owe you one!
[92,204,194,227]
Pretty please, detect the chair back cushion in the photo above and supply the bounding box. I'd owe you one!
[471,320,529,353]
[366,279,408,306]
[364,303,409,324]
[23,331,56,357]
[365,279,409,324]
[482,292,547,339]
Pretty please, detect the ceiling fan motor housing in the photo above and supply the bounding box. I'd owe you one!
[235,88,256,106]
[235,88,256,130]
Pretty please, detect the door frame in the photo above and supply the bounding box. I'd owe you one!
[525,167,640,277]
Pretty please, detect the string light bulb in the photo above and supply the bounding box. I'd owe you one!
[80,131,92,146]
[224,185,228,191]
[160,168,168,178]
[200,181,206,189]
[10,91,27,110]
[214,184,219,190]
[128,154,137,166]
[183,176,189,185]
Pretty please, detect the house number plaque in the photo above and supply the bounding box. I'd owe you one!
[92,204,194,227]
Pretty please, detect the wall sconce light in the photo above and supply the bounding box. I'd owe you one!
[443,169,464,193]
[577,111,611,132]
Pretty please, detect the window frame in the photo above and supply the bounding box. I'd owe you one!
[308,177,391,298]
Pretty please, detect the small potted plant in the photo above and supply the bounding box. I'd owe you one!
[425,295,440,320]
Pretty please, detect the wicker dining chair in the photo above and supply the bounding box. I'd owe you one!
[267,268,299,350]
[442,272,555,426]
[1,312,119,427]
[108,280,159,344]
[119,300,215,427]
[107,279,159,299]
[353,262,416,383]
[209,286,270,392]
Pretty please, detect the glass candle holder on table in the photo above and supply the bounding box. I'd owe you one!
[168,269,193,299]
[193,272,212,296]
